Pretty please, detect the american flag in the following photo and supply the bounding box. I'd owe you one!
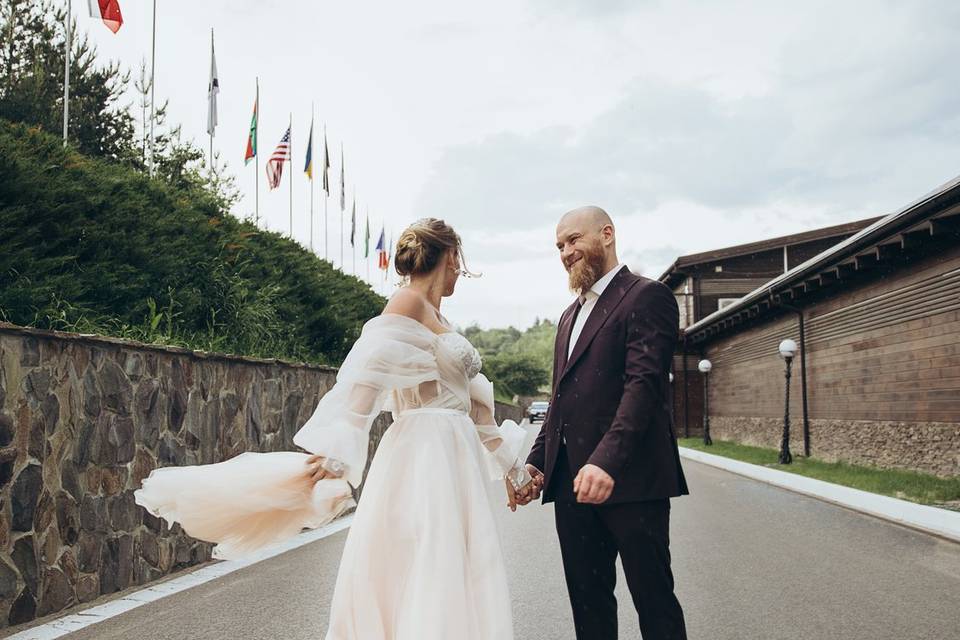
[266,127,291,190]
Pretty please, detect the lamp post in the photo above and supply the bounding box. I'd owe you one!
[698,359,712,445]
[778,339,797,464]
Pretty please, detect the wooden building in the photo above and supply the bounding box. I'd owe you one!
[669,177,960,476]
[660,216,880,438]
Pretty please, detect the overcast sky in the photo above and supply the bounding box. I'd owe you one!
[77,0,960,329]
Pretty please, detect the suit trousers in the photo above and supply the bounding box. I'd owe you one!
[551,444,687,640]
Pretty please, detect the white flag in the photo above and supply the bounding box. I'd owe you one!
[207,30,219,136]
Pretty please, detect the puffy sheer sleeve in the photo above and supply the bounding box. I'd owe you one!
[469,373,533,489]
[293,314,439,487]
[133,314,441,561]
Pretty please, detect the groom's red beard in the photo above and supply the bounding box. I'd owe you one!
[566,242,606,294]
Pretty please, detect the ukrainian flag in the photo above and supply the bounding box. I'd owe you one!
[304,117,314,180]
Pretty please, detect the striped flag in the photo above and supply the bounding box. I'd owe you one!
[304,117,314,179]
[376,227,388,270]
[364,210,370,258]
[88,0,123,33]
[206,31,219,137]
[349,195,356,247]
[322,129,330,195]
[266,127,291,190]
[244,88,257,165]
[339,145,346,211]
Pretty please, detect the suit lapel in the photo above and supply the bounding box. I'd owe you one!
[555,299,580,382]
[559,267,636,384]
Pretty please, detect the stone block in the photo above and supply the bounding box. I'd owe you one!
[11,464,43,532]
[0,558,18,600]
[134,380,161,448]
[19,338,39,367]
[81,368,101,419]
[100,360,132,416]
[36,567,73,617]
[11,536,37,597]
[7,588,36,626]
[55,492,80,546]
[76,531,102,573]
[75,574,99,603]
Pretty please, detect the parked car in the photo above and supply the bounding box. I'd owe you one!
[527,401,550,423]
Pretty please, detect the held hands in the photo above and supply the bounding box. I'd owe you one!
[573,464,615,504]
[506,465,545,512]
[305,454,345,482]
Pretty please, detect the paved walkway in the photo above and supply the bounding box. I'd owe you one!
[10,424,960,639]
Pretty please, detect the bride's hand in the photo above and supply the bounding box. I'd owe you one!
[306,454,344,481]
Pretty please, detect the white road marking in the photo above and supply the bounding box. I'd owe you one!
[6,515,354,640]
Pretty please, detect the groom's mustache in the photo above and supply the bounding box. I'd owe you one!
[563,253,583,271]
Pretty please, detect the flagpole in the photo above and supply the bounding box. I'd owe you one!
[62,0,70,146]
[350,187,357,276]
[340,142,344,270]
[289,112,293,238]
[255,77,260,226]
[208,29,214,172]
[149,0,157,176]
[323,124,328,261]
[309,104,314,252]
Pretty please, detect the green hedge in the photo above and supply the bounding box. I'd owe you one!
[0,119,385,365]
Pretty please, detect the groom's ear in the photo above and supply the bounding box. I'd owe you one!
[600,223,615,245]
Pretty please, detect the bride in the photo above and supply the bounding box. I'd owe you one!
[134,218,544,639]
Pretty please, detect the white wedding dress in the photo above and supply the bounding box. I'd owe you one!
[134,312,528,640]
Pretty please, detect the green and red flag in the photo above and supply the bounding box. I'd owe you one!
[244,88,258,165]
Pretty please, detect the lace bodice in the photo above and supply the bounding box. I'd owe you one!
[439,332,483,380]
[390,331,483,414]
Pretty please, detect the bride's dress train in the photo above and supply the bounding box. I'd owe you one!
[134,313,528,639]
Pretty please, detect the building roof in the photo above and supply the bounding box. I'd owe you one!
[659,216,882,288]
[682,175,960,345]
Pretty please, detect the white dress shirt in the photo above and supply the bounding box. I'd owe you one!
[568,263,626,358]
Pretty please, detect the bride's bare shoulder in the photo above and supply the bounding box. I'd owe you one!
[382,288,430,324]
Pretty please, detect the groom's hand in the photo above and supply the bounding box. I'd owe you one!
[506,465,545,511]
[573,464,614,504]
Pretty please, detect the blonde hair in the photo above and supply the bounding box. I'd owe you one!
[394,218,477,278]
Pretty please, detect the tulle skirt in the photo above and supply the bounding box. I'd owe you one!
[325,408,513,640]
[134,407,514,640]
[134,451,355,559]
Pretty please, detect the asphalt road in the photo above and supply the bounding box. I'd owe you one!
[14,422,960,640]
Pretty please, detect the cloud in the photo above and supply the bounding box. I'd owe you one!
[416,1,960,245]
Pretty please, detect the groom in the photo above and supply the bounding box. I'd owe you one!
[518,206,688,640]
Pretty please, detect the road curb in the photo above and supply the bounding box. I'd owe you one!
[5,515,354,640]
[678,447,960,543]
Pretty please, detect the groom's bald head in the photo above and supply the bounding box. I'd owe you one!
[558,206,613,231]
[556,205,620,292]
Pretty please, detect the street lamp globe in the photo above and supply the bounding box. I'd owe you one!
[779,339,798,360]
[669,373,674,383]
[698,359,712,374]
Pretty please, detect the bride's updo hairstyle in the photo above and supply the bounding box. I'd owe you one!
[394,218,478,279]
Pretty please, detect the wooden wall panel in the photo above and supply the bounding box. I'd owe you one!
[704,244,960,425]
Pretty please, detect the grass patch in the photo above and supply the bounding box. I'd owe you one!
[678,438,960,508]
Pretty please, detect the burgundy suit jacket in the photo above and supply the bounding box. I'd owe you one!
[527,267,689,504]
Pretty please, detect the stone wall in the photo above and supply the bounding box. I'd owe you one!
[494,401,524,425]
[0,322,533,630]
[0,323,391,629]
[710,416,960,477]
